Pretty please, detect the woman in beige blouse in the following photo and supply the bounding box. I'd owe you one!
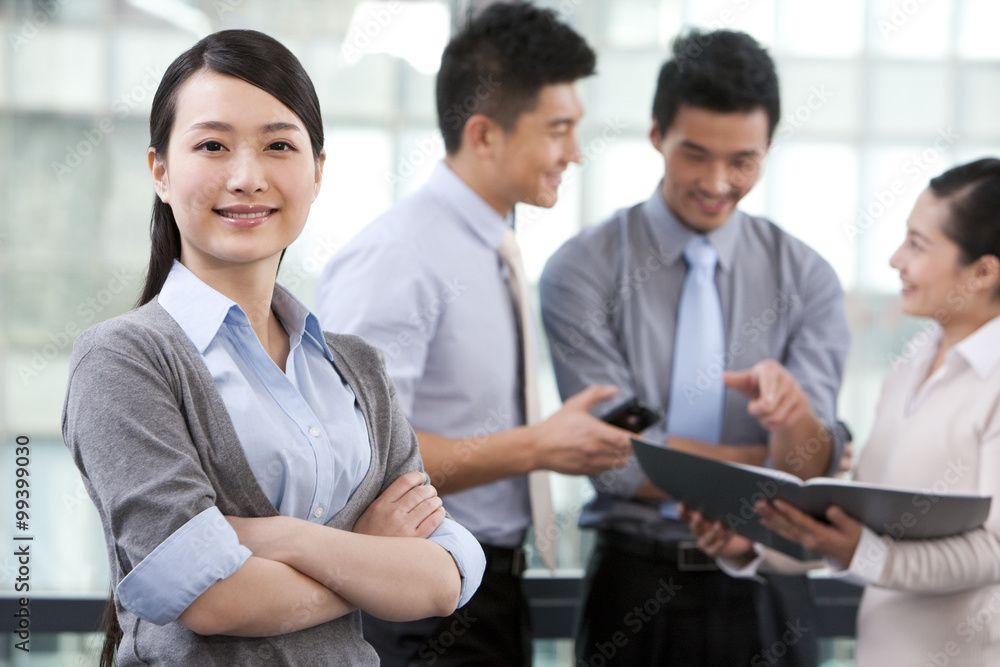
[686,158,1000,666]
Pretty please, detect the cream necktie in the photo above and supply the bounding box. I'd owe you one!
[497,228,557,573]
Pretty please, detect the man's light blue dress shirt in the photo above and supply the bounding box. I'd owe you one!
[540,188,850,542]
[317,161,532,548]
[116,261,482,624]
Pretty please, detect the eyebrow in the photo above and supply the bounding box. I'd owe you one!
[907,229,932,242]
[547,117,577,129]
[185,120,303,135]
[680,140,762,158]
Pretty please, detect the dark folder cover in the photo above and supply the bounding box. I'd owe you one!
[633,439,992,555]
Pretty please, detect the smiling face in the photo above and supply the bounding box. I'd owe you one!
[489,82,584,212]
[148,69,323,275]
[652,104,770,233]
[889,188,988,322]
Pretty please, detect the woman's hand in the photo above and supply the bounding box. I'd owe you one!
[756,499,862,567]
[353,470,445,538]
[680,503,756,563]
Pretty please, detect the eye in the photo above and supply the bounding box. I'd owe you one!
[196,140,226,152]
[267,141,297,151]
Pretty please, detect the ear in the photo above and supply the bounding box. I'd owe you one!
[973,254,1000,294]
[462,113,503,159]
[148,146,169,203]
[648,119,664,152]
[313,149,326,201]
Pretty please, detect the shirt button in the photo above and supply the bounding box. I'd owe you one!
[308,427,320,437]
[314,507,324,518]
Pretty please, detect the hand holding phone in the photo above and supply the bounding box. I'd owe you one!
[600,398,662,434]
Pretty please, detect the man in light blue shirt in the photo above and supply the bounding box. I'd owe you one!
[317,4,633,666]
[540,29,850,667]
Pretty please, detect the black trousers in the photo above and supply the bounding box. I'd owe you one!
[575,531,819,667]
[363,545,532,667]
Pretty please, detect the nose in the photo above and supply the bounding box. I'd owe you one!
[700,160,729,197]
[227,150,267,195]
[566,129,582,165]
[889,244,904,271]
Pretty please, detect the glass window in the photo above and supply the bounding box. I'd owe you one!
[869,63,951,136]
[868,0,952,60]
[687,0,776,43]
[766,142,859,289]
[957,0,1000,60]
[775,0,864,57]
[10,28,107,113]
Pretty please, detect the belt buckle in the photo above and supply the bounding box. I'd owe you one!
[677,541,719,572]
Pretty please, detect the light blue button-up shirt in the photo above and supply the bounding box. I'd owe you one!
[116,261,482,623]
[317,161,532,548]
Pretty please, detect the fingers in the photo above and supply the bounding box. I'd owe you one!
[756,499,826,548]
[380,470,430,502]
[379,471,441,514]
[689,514,732,556]
[578,416,635,469]
[825,505,855,530]
[565,384,619,412]
[752,392,802,430]
[414,504,447,537]
[594,421,635,451]
[722,369,758,397]
[742,363,808,429]
[579,432,634,474]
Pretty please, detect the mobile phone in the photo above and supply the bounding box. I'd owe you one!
[600,398,663,433]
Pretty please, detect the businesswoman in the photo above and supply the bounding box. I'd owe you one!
[62,30,483,666]
[686,158,1000,666]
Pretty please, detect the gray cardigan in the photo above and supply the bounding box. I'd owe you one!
[62,301,424,665]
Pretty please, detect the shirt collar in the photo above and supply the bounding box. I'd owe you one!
[158,260,333,361]
[641,183,743,273]
[272,284,335,362]
[951,313,1000,379]
[158,261,236,353]
[425,160,514,250]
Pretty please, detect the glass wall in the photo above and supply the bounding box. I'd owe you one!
[1,0,997,664]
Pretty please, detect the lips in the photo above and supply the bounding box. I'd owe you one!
[692,194,732,216]
[213,204,276,227]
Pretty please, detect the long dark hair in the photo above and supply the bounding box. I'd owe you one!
[136,29,324,307]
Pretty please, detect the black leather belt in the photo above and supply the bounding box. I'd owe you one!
[597,530,719,571]
[481,543,527,577]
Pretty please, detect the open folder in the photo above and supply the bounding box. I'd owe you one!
[633,439,992,556]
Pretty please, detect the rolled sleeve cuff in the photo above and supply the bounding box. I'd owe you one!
[827,525,889,587]
[428,518,486,608]
[117,506,252,625]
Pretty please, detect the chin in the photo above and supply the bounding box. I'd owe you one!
[531,189,560,208]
